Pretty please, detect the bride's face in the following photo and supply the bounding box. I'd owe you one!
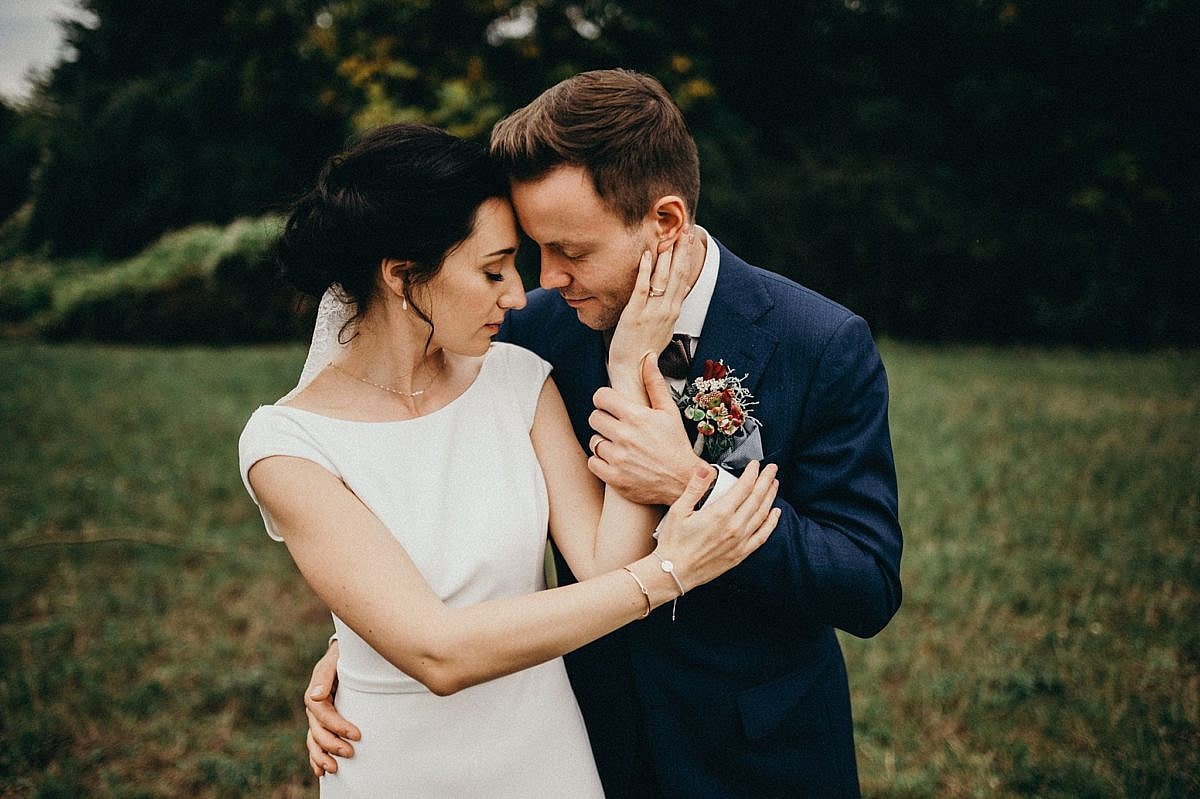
[418,198,526,356]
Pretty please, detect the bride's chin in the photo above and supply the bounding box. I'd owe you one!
[444,340,492,358]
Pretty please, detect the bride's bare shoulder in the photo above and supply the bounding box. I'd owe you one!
[276,369,360,416]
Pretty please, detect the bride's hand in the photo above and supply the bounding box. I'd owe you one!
[654,461,781,592]
[607,231,702,391]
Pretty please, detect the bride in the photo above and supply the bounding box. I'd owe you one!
[238,123,779,796]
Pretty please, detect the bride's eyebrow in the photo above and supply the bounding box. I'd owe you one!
[483,246,517,257]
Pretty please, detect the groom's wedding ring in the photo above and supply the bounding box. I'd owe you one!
[648,286,666,297]
[589,434,606,457]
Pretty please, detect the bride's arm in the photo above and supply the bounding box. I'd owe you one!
[537,234,702,578]
[529,376,653,578]
[247,452,778,696]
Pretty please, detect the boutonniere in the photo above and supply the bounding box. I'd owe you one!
[678,359,762,464]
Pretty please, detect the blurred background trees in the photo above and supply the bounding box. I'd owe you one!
[1,0,1196,346]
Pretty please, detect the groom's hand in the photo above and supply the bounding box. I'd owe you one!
[304,639,360,777]
[589,356,702,505]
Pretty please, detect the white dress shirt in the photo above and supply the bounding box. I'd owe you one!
[671,227,739,503]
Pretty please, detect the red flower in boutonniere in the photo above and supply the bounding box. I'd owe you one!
[678,359,760,462]
[703,359,728,380]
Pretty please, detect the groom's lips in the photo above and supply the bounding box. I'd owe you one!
[562,295,589,308]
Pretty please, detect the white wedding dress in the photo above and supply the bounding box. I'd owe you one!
[239,342,603,797]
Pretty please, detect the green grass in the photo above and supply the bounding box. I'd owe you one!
[0,342,319,798]
[845,345,1200,798]
[1,341,1197,797]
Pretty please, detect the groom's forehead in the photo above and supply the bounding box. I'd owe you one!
[510,186,623,245]
[509,166,609,213]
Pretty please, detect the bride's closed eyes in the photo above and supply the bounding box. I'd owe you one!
[483,257,517,282]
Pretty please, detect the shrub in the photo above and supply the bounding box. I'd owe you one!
[25,216,316,344]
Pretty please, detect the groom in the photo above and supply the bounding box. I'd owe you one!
[305,69,902,797]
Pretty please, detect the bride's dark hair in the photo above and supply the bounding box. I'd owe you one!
[277,123,509,331]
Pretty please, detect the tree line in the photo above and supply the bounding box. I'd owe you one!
[1,0,1196,346]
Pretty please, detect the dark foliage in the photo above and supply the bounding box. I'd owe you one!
[0,99,39,222]
[23,0,348,259]
[4,0,1198,345]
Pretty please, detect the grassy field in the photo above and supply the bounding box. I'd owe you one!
[1,340,1197,797]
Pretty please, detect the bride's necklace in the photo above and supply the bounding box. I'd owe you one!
[328,357,443,399]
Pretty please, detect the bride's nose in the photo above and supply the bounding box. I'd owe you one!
[499,281,527,311]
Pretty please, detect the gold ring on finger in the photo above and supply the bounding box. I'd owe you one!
[648,286,666,298]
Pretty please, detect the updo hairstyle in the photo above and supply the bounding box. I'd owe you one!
[277,123,509,333]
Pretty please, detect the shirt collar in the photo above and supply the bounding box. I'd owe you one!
[675,225,720,338]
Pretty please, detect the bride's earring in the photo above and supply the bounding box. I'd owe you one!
[402,296,408,311]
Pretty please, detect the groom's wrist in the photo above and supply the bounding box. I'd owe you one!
[669,455,710,506]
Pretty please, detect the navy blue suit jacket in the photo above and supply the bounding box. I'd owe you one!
[500,239,902,798]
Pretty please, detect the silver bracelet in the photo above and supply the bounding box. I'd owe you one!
[652,551,687,595]
[651,552,684,621]
[622,567,651,619]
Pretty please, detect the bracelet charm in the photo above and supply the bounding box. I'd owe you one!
[652,552,684,621]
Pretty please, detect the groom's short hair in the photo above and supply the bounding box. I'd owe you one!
[490,69,700,227]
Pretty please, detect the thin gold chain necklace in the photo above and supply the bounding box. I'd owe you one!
[327,358,443,399]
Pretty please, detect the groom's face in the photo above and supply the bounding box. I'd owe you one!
[510,165,657,331]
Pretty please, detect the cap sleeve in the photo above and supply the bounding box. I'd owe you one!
[238,407,341,541]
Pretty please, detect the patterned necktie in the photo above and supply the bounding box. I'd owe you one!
[658,334,693,381]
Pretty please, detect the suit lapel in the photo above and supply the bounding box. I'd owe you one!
[550,314,609,448]
[690,240,779,398]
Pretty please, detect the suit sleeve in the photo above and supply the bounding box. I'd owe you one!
[717,314,903,638]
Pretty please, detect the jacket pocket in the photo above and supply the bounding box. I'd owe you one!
[736,646,834,741]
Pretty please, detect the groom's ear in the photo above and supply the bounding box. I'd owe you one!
[379,258,415,297]
[649,195,689,247]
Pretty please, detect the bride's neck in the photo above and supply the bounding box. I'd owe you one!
[339,306,445,393]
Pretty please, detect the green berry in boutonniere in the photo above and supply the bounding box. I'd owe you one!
[678,359,760,462]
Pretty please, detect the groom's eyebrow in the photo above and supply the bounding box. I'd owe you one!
[545,240,585,251]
